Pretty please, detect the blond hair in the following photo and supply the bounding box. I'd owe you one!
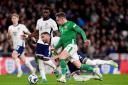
[11,13,19,18]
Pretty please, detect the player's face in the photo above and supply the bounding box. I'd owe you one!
[41,34,49,43]
[56,17,64,25]
[42,10,50,18]
[11,16,19,24]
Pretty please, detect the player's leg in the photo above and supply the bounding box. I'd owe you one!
[57,44,78,82]
[56,49,69,83]
[86,59,118,67]
[12,50,23,77]
[73,73,93,81]
[20,54,36,74]
[72,60,93,72]
[12,45,25,77]
[44,59,56,70]
[43,59,59,77]
[38,59,48,82]
[35,43,50,82]
[72,60,102,80]
[71,53,103,80]
[67,61,102,82]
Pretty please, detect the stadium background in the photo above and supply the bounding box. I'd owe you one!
[0,0,128,75]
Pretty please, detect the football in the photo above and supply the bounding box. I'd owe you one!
[28,74,38,84]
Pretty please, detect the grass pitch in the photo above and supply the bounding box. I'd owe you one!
[0,74,128,85]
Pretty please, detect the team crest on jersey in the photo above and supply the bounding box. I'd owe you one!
[13,32,17,36]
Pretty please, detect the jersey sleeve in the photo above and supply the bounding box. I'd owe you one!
[71,22,87,41]
[51,20,58,31]
[8,26,12,35]
[22,25,30,34]
[36,20,40,30]
[8,26,11,32]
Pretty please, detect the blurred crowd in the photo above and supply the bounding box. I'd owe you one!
[0,0,128,59]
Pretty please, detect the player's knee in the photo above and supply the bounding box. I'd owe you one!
[25,60,30,66]
[44,60,56,69]
[52,64,56,70]
[72,61,81,69]
[59,50,69,59]
[74,63,81,69]
[76,65,81,69]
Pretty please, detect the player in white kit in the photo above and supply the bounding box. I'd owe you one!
[8,13,36,77]
[35,7,59,82]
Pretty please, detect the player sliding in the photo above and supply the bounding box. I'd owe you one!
[8,13,36,77]
[67,51,118,81]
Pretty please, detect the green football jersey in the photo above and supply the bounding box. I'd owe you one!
[55,21,87,49]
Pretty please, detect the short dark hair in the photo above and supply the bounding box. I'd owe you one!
[41,32,50,36]
[55,12,66,18]
[43,7,50,11]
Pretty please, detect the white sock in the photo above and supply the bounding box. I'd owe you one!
[44,60,56,70]
[25,60,34,73]
[92,59,111,65]
[15,58,22,73]
[38,59,47,80]
[86,59,97,66]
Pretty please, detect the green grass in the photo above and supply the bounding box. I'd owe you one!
[0,74,128,85]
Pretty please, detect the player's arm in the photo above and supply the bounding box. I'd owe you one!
[8,29,12,40]
[72,23,90,46]
[22,25,37,42]
[53,30,60,37]
[23,20,39,41]
[32,20,40,38]
[51,20,60,36]
[72,23,87,41]
[33,20,40,38]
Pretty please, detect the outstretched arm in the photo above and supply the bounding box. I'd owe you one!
[73,23,90,46]
[73,24,87,41]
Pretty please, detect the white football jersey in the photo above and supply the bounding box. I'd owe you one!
[8,24,30,49]
[36,18,58,44]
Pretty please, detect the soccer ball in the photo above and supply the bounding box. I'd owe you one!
[28,74,38,84]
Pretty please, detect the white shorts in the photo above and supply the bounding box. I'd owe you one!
[64,44,78,56]
[69,52,79,62]
[64,44,79,62]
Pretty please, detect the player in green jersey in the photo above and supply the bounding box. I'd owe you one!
[51,12,102,83]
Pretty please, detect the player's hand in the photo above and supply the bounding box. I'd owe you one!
[28,33,38,38]
[21,34,28,40]
[50,46,55,51]
[84,39,91,47]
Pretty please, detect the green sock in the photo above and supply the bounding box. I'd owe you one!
[80,64,94,72]
[54,69,59,77]
[35,56,38,64]
[59,59,67,75]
